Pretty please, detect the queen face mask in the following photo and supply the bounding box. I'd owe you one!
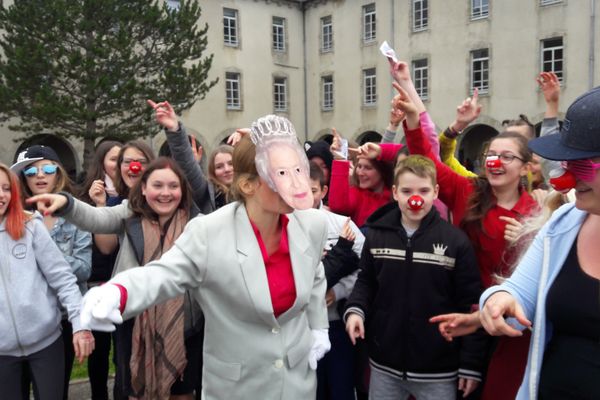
[251,115,312,210]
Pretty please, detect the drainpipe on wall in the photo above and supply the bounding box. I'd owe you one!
[302,3,308,142]
[588,0,596,89]
[590,0,596,89]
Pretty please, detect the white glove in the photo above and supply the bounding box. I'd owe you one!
[80,284,123,332]
[308,329,331,370]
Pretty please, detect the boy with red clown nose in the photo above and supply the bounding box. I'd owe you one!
[345,155,485,400]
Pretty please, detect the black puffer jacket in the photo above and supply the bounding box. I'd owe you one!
[345,202,485,382]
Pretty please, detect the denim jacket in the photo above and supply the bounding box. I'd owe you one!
[49,217,92,295]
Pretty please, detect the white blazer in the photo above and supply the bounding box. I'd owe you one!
[110,201,329,400]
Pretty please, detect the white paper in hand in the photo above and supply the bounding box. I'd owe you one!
[379,41,398,63]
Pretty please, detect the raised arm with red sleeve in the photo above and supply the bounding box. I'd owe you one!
[402,121,474,226]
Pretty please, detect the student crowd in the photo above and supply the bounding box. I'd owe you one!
[0,57,598,400]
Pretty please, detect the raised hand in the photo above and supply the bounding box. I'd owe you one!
[356,142,382,160]
[330,127,350,160]
[147,99,179,132]
[392,82,420,129]
[536,71,560,105]
[388,59,411,84]
[480,291,531,337]
[88,179,107,207]
[227,128,250,146]
[536,71,560,118]
[452,88,482,132]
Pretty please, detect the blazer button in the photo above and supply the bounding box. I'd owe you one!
[271,327,280,334]
[274,359,284,369]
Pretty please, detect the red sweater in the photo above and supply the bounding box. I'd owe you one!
[328,157,395,227]
[403,124,539,288]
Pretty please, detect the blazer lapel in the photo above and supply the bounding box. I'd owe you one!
[235,204,279,327]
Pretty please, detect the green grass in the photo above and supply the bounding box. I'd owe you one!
[70,347,115,381]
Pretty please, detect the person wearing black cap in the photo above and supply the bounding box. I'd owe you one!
[11,144,93,400]
[479,87,600,400]
[305,140,334,184]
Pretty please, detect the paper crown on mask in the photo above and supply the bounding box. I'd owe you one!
[250,115,296,145]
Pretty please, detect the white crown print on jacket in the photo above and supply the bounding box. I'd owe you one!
[432,243,448,256]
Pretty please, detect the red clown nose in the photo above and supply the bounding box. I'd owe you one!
[549,168,576,193]
[129,161,143,174]
[407,195,425,211]
[486,156,502,169]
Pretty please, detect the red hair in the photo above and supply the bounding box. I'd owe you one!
[0,164,28,240]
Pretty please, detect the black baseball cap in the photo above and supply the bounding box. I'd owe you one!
[529,86,600,161]
[10,145,61,173]
[304,140,333,172]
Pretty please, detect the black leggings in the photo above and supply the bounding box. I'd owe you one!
[0,337,65,400]
[87,330,112,400]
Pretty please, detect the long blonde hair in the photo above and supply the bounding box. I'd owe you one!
[208,144,234,195]
[496,190,573,283]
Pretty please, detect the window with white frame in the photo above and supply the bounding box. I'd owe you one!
[541,37,563,82]
[471,0,489,19]
[273,77,287,112]
[471,49,489,94]
[362,3,376,43]
[412,0,428,31]
[272,17,286,52]
[412,59,429,100]
[321,15,333,52]
[166,0,180,11]
[223,8,238,47]
[225,72,241,110]
[363,68,377,106]
[540,0,562,5]
[322,75,334,111]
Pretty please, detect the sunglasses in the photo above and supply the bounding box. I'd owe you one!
[23,164,58,177]
[562,159,600,182]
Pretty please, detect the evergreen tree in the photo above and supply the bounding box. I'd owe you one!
[0,0,217,169]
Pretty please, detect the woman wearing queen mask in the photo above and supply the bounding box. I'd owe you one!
[29,114,331,400]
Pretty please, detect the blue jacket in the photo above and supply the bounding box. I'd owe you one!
[0,213,83,357]
[49,217,92,295]
[480,203,587,400]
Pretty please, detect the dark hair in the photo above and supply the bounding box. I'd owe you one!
[114,140,155,198]
[309,161,326,188]
[127,157,192,222]
[461,131,532,234]
[208,144,234,195]
[229,136,259,203]
[159,134,202,158]
[78,141,123,204]
[350,157,394,191]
